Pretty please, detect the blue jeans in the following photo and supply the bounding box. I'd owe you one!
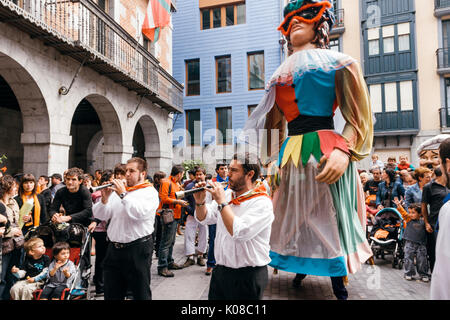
[207,224,216,268]
[157,220,178,270]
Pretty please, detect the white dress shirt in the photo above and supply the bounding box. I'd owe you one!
[195,188,274,269]
[93,186,159,243]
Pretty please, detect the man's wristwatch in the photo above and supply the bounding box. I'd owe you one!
[217,202,228,212]
[119,192,127,199]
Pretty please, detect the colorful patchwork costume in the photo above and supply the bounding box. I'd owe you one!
[243,0,374,277]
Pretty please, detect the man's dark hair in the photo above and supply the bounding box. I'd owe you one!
[95,169,102,175]
[66,167,84,181]
[205,174,212,180]
[39,175,50,184]
[51,173,62,181]
[127,157,147,174]
[439,137,450,188]
[232,152,261,183]
[434,166,442,177]
[194,166,206,175]
[170,165,184,177]
[188,168,196,176]
[215,162,228,172]
[100,170,114,185]
[113,163,127,177]
[52,241,70,257]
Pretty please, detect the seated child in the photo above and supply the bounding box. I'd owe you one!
[396,202,429,282]
[10,237,50,300]
[40,242,76,300]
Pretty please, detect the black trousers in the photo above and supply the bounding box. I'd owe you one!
[426,231,436,273]
[103,237,153,300]
[208,265,268,300]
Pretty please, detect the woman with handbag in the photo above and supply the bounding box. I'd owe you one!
[0,175,24,300]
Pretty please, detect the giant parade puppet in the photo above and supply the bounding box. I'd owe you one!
[242,0,374,296]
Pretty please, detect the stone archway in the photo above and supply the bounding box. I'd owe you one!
[0,51,50,177]
[134,115,162,175]
[69,94,125,172]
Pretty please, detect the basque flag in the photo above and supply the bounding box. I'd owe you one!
[142,0,172,42]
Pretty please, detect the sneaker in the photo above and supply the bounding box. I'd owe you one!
[158,268,174,277]
[197,256,206,266]
[421,276,430,282]
[168,262,183,270]
[404,275,413,281]
[183,258,195,268]
[205,267,213,276]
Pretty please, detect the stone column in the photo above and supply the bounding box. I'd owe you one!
[103,144,134,169]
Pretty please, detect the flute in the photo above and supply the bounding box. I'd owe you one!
[89,183,114,193]
[175,181,228,199]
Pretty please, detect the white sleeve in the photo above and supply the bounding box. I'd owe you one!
[93,197,115,221]
[195,200,219,225]
[121,188,159,221]
[232,197,274,242]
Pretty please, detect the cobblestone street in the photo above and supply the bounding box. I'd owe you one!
[90,231,430,300]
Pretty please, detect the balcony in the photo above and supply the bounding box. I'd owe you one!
[0,0,183,113]
[436,48,450,74]
[435,0,450,17]
[330,8,344,35]
[373,110,419,136]
[440,107,450,133]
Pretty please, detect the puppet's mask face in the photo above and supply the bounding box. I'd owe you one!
[419,150,440,171]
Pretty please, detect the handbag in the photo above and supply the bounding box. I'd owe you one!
[158,183,174,225]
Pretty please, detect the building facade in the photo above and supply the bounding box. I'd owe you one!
[171,0,285,172]
[0,0,183,177]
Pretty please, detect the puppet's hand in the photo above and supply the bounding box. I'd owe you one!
[315,148,350,185]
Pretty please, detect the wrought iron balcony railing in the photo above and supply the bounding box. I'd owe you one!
[330,8,344,35]
[435,0,450,17]
[373,110,418,135]
[0,0,183,113]
[436,48,450,74]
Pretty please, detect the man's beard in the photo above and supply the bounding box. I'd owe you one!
[229,176,246,192]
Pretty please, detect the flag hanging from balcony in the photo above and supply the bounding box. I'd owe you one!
[142,0,171,42]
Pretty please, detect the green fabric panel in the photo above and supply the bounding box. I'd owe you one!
[329,161,366,256]
[301,132,322,167]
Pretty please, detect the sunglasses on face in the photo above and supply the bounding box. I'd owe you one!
[278,1,332,36]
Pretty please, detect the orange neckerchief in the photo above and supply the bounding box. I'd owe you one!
[126,180,153,192]
[229,183,270,206]
[22,192,40,227]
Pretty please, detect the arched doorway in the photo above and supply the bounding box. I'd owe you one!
[135,115,161,175]
[69,94,123,174]
[0,52,50,177]
[0,75,23,175]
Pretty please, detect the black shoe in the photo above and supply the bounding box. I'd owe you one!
[293,274,306,288]
[158,268,174,277]
[168,263,183,270]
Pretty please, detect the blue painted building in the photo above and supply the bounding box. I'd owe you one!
[171,0,284,167]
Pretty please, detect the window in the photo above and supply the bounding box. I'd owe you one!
[186,109,201,146]
[248,104,257,116]
[400,81,413,111]
[368,27,380,56]
[329,38,340,52]
[398,22,410,51]
[384,82,397,112]
[216,55,231,93]
[200,2,246,30]
[382,25,395,54]
[369,84,382,113]
[216,107,232,145]
[186,59,200,96]
[248,52,264,90]
[202,9,211,30]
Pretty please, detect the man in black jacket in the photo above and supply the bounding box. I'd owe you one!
[49,167,93,227]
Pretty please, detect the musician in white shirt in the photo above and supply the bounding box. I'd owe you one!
[194,153,274,300]
[93,157,159,300]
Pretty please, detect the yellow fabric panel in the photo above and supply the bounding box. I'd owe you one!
[335,61,373,161]
[281,135,303,168]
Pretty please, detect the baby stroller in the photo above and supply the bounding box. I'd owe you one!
[24,222,92,300]
[368,207,405,269]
